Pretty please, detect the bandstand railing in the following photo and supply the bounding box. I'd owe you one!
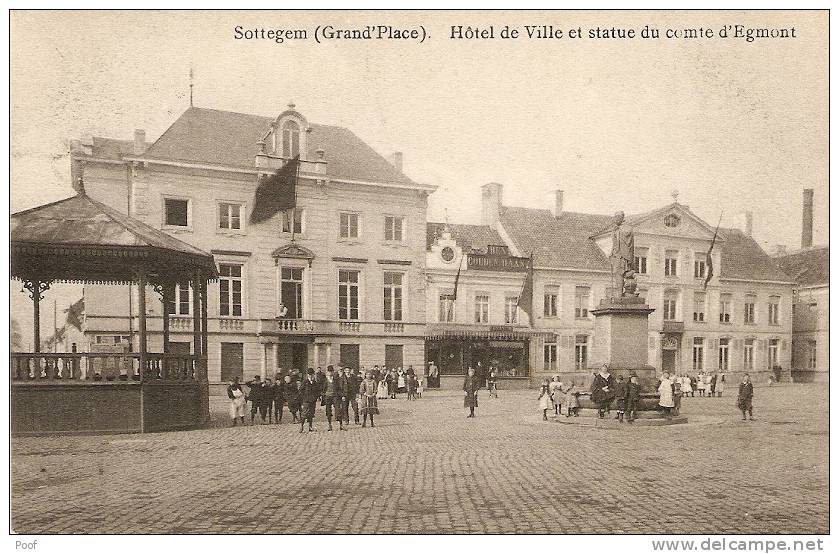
[10,352,206,382]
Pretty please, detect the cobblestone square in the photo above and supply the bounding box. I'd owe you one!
[11,383,828,534]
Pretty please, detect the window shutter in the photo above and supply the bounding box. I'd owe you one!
[648,336,656,350]
[782,340,788,351]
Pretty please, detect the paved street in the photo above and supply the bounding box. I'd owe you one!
[11,383,828,534]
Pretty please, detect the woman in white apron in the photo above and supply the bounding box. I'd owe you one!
[227,377,246,426]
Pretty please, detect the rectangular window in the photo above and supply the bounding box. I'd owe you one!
[172,281,191,316]
[694,254,706,278]
[218,202,242,230]
[743,339,755,370]
[475,295,489,324]
[339,212,359,239]
[338,270,360,320]
[768,296,780,325]
[692,337,704,371]
[544,341,557,371]
[719,293,732,323]
[808,340,817,370]
[768,338,780,369]
[384,216,404,242]
[218,264,243,317]
[718,338,730,371]
[383,272,403,321]
[504,296,518,324]
[164,198,189,227]
[281,209,303,234]
[665,250,678,277]
[634,248,648,275]
[543,289,558,318]
[439,295,455,323]
[575,335,588,370]
[744,295,756,324]
[693,292,706,322]
[574,286,590,319]
[280,267,304,319]
[663,292,678,321]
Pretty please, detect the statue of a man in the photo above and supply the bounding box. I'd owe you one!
[610,211,635,296]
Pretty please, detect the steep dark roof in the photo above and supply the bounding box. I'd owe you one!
[776,246,829,286]
[499,207,612,270]
[717,228,793,282]
[139,107,416,185]
[426,223,503,254]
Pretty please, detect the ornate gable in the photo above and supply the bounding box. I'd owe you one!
[272,243,315,262]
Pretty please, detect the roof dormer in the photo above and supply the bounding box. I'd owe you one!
[264,101,309,159]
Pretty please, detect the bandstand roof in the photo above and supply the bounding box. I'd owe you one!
[11,191,217,284]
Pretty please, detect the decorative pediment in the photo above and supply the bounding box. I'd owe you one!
[272,243,315,260]
[592,203,723,242]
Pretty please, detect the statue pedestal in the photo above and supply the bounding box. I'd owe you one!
[557,296,688,426]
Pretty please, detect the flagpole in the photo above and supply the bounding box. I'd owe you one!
[291,155,300,242]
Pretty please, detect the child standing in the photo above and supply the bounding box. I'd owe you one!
[377,373,389,399]
[416,376,424,398]
[625,374,641,423]
[538,379,552,421]
[613,374,628,422]
[549,375,563,416]
[359,370,380,428]
[564,380,579,417]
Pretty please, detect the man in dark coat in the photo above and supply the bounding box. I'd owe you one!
[590,364,615,419]
[321,366,341,431]
[333,366,350,431]
[299,368,321,433]
[625,373,641,423]
[273,375,288,423]
[345,367,361,424]
[737,373,755,421]
[246,375,265,424]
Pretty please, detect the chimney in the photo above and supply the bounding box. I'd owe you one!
[553,190,564,218]
[133,129,146,155]
[481,183,503,227]
[740,211,753,237]
[802,188,814,248]
[389,151,403,173]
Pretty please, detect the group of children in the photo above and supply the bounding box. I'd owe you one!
[537,376,581,420]
[375,366,424,400]
[539,370,643,423]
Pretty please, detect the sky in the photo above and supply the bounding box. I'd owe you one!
[9,10,828,342]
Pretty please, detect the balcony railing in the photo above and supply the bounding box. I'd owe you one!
[10,352,206,382]
[257,319,427,336]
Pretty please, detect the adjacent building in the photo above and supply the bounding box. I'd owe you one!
[775,189,829,382]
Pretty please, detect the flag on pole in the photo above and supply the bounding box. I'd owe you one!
[704,213,723,290]
[451,253,465,300]
[516,253,534,325]
[250,155,300,224]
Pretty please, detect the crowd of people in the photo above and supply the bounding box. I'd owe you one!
[226,364,426,432]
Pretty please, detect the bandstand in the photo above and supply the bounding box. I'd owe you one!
[10,185,216,435]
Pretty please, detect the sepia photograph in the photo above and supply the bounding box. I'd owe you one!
[6,7,830,544]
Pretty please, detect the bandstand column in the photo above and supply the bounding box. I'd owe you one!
[200,277,208,363]
[192,272,202,358]
[137,271,148,378]
[162,282,171,354]
[31,279,41,353]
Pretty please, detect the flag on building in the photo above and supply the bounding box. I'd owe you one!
[704,214,722,290]
[250,155,299,224]
[451,252,465,300]
[516,253,534,325]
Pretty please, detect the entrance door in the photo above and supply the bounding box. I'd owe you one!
[220,342,243,382]
[340,344,360,371]
[292,343,308,371]
[385,344,403,370]
[662,350,676,374]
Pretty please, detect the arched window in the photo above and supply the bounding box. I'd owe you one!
[282,120,300,158]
